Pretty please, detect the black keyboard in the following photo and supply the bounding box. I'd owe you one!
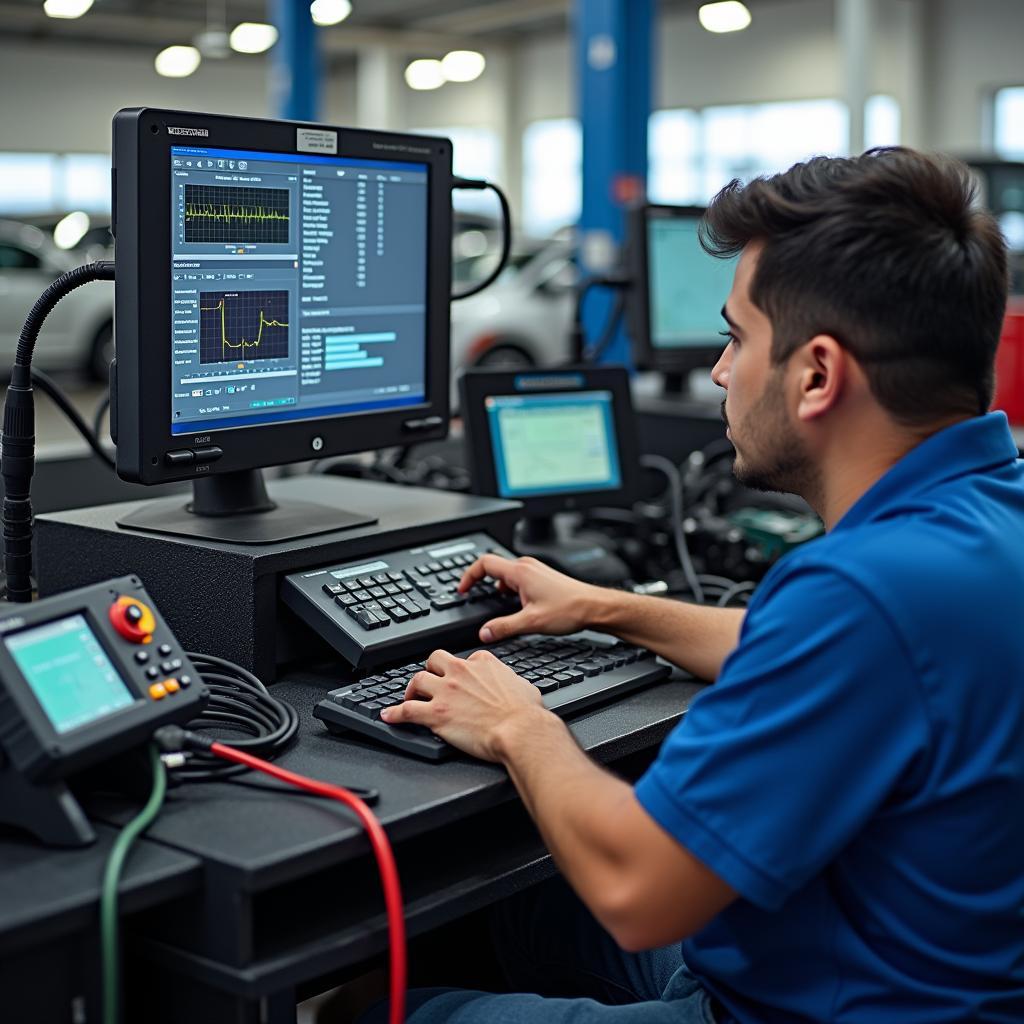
[313,632,670,760]
[282,533,520,669]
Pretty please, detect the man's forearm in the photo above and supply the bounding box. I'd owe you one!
[496,709,642,925]
[587,589,744,682]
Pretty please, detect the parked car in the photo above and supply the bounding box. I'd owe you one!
[450,233,577,380]
[0,220,114,380]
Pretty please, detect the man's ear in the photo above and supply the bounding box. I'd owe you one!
[794,335,846,422]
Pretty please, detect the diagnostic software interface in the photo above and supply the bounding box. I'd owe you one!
[6,615,135,734]
[169,145,428,434]
[485,391,622,499]
[649,217,737,349]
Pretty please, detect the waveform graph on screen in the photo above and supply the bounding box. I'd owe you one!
[184,184,290,245]
[199,290,290,365]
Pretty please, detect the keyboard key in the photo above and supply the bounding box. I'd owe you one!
[353,589,372,602]
[369,586,387,598]
[354,610,377,630]
[576,662,603,677]
[383,583,400,595]
[335,594,358,608]
[389,606,410,622]
[358,701,384,718]
[323,583,344,596]
[439,558,455,569]
[380,597,397,609]
[357,576,376,588]
[551,673,573,686]
[431,595,466,610]
[398,581,414,592]
[388,571,405,582]
[373,573,391,584]
[534,679,559,694]
[427,561,443,573]
[344,580,363,592]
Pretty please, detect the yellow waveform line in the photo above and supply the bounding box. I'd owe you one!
[200,299,288,362]
[185,203,289,225]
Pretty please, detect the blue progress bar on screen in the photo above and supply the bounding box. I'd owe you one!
[326,333,397,345]
[326,357,385,370]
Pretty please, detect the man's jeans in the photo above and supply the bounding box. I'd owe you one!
[361,877,718,1023]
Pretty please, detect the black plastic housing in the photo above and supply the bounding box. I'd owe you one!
[111,107,453,485]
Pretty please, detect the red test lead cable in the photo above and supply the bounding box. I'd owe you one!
[206,740,406,1024]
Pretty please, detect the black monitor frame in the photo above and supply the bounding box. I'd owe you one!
[459,366,640,519]
[112,107,453,488]
[626,203,729,377]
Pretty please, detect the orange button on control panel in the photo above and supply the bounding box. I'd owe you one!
[148,682,168,700]
[163,678,180,694]
[110,596,156,644]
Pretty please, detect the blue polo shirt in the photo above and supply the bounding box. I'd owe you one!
[635,412,1024,1023]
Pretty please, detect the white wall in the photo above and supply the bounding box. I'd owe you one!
[1,0,1023,201]
[0,40,357,154]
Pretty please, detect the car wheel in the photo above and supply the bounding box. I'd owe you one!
[88,320,114,382]
[474,343,534,370]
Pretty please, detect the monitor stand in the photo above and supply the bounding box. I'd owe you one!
[117,468,376,545]
[515,515,630,586]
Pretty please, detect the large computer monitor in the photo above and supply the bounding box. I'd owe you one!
[627,203,738,385]
[110,107,454,542]
[459,367,639,583]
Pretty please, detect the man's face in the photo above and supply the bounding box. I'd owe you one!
[710,244,816,496]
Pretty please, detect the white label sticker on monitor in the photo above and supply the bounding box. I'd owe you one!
[297,128,338,154]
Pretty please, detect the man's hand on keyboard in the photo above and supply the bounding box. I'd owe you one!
[457,554,603,643]
[380,648,547,761]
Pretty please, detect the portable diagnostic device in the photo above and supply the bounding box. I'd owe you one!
[0,576,206,846]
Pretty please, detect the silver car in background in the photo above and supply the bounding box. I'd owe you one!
[0,220,115,380]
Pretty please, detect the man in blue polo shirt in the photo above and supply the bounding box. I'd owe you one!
[375,148,1024,1022]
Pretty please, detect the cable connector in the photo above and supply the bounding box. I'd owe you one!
[152,725,213,754]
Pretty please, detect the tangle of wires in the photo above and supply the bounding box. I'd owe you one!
[170,652,298,781]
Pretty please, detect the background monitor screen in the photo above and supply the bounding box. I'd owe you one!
[485,390,622,498]
[648,215,738,349]
[6,615,135,734]
[169,144,429,435]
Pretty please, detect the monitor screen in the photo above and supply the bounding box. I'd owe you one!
[6,615,135,735]
[485,390,622,499]
[169,144,429,435]
[648,214,737,350]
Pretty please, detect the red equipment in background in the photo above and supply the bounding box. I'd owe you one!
[993,303,1024,426]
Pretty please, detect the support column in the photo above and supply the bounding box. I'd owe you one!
[269,0,321,122]
[837,0,874,154]
[574,0,653,366]
[357,47,402,130]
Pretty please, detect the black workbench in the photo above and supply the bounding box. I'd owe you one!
[1,664,703,1024]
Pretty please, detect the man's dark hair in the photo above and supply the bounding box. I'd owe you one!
[700,147,1009,425]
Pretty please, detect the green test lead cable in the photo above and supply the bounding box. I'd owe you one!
[100,744,168,1024]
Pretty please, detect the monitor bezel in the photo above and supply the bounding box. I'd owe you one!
[459,366,641,518]
[112,107,453,485]
[626,203,730,375]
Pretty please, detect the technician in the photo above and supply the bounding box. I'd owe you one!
[378,148,1024,1022]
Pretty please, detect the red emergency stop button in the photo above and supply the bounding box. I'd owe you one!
[109,596,156,643]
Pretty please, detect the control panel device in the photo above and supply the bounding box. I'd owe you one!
[0,576,207,846]
[281,533,520,669]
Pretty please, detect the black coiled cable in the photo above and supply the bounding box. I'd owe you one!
[2,260,116,603]
[172,652,299,781]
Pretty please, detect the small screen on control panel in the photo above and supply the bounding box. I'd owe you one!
[169,145,429,435]
[6,615,136,734]
[485,390,622,499]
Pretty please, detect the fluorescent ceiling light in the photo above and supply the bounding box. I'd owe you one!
[310,0,352,26]
[229,22,279,54]
[155,45,202,78]
[43,0,94,17]
[405,59,445,91]
[441,50,486,83]
[53,211,90,250]
[698,1,752,33]
[43,0,93,17]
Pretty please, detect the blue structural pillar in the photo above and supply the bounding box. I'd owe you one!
[574,0,653,366]
[269,0,321,122]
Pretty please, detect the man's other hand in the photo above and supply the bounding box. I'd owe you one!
[380,648,548,761]
[457,554,604,643]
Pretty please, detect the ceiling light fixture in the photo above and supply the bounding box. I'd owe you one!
[310,0,352,26]
[43,0,94,17]
[441,50,486,83]
[404,59,445,91]
[229,22,279,54]
[154,45,202,78]
[53,211,90,251]
[698,1,752,33]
